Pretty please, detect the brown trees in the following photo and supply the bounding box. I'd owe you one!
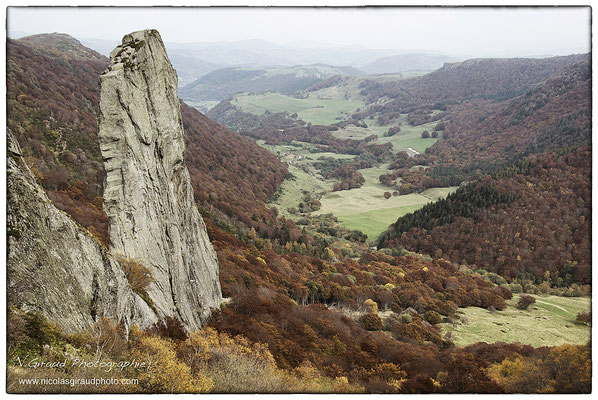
[575,311,591,325]
[516,295,536,310]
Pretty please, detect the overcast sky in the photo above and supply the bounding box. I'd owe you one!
[7,6,591,57]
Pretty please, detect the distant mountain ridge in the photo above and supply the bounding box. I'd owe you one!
[361,53,460,74]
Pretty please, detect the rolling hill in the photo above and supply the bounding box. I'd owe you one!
[179,64,363,106]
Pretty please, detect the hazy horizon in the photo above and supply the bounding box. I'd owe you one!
[7,6,591,59]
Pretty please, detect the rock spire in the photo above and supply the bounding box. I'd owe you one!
[98,29,222,331]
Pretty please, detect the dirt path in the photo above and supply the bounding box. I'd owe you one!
[535,299,569,313]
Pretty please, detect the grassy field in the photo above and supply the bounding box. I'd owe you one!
[261,140,457,240]
[372,115,439,153]
[232,86,365,126]
[247,88,451,241]
[314,164,457,241]
[441,294,592,347]
[260,141,352,215]
[331,115,440,154]
[232,92,315,115]
[182,99,220,112]
[337,205,426,241]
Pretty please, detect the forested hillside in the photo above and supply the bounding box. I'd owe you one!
[378,57,591,286]
[427,56,591,169]
[7,34,293,245]
[380,147,591,284]
[358,55,586,109]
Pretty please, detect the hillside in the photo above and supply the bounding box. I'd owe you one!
[428,57,591,168]
[380,147,591,284]
[358,54,587,115]
[6,32,525,393]
[7,34,289,244]
[361,53,459,75]
[179,64,362,106]
[378,58,591,285]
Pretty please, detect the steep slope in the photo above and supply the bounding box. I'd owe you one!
[396,57,591,188]
[98,29,222,331]
[7,34,110,243]
[379,147,591,285]
[7,130,157,332]
[7,33,289,244]
[428,57,591,168]
[378,59,591,284]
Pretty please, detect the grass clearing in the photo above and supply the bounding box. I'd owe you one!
[314,164,457,241]
[331,114,440,154]
[231,82,366,126]
[337,205,426,241]
[182,100,220,112]
[260,141,347,215]
[261,140,457,240]
[441,294,591,347]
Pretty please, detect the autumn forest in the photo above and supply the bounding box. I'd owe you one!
[5,7,593,395]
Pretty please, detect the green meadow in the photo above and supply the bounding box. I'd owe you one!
[331,114,440,154]
[231,86,365,126]
[314,164,457,241]
[441,294,592,347]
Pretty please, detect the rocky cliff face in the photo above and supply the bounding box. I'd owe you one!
[7,130,157,332]
[98,30,222,331]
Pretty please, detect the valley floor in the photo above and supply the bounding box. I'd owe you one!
[314,165,457,241]
[260,140,456,242]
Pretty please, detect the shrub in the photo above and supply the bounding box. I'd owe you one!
[117,256,153,294]
[364,299,379,314]
[149,316,188,341]
[516,295,536,310]
[575,311,591,325]
[510,283,523,293]
[424,310,443,325]
[89,317,128,360]
[398,313,413,324]
[360,313,383,331]
[177,328,282,392]
[130,334,213,393]
[492,285,513,300]
[421,131,430,138]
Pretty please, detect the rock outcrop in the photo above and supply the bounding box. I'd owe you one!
[7,130,157,332]
[98,29,222,331]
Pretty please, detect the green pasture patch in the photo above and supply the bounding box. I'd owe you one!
[441,294,591,347]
